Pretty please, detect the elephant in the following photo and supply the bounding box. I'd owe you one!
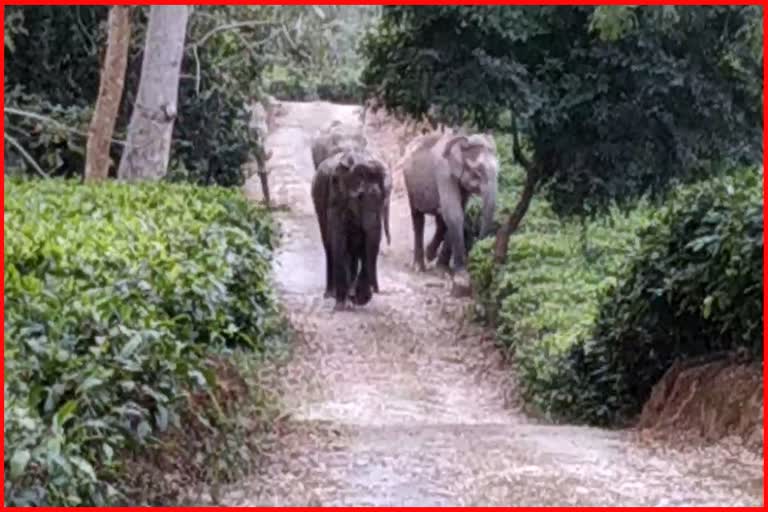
[310,120,368,170]
[310,120,392,246]
[311,148,389,310]
[401,130,499,274]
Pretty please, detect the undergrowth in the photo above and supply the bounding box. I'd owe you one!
[4,178,289,506]
[468,137,762,426]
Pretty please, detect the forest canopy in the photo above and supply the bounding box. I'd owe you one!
[361,5,763,220]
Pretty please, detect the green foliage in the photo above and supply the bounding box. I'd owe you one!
[4,178,284,505]
[4,6,265,186]
[258,5,379,103]
[468,194,652,388]
[166,34,259,186]
[265,66,364,104]
[4,6,111,179]
[3,6,108,107]
[469,154,763,426]
[547,168,763,425]
[361,6,763,218]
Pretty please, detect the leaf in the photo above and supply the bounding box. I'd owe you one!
[70,456,97,482]
[120,335,142,359]
[102,443,114,462]
[311,5,326,20]
[55,399,78,427]
[156,404,169,432]
[77,377,103,394]
[10,449,31,479]
[136,420,151,441]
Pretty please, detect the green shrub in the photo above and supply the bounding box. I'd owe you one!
[547,167,763,425]
[167,46,254,187]
[4,178,284,506]
[265,65,364,104]
[469,199,652,408]
[472,164,763,427]
[468,135,657,419]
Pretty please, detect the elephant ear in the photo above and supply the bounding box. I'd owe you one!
[442,135,469,180]
[442,135,469,160]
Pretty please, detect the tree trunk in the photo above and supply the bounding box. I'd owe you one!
[83,6,131,183]
[117,5,189,181]
[493,167,539,265]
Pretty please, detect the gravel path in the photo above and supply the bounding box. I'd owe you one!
[203,101,763,506]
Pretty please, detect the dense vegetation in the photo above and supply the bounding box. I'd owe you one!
[468,149,763,425]
[361,6,762,259]
[262,6,379,103]
[4,5,377,185]
[4,179,287,505]
[362,5,763,426]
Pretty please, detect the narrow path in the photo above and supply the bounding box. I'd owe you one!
[222,101,763,506]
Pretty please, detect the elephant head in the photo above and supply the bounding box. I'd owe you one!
[311,121,368,170]
[442,133,499,238]
[331,150,385,206]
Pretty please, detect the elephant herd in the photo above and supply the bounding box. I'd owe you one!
[310,119,499,311]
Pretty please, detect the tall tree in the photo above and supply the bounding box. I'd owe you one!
[361,6,763,264]
[118,5,189,181]
[84,6,131,183]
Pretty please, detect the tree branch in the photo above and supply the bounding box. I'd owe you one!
[5,107,126,146]
[188,20,275,49]
[511,115,531,171]
[4,131,50,178]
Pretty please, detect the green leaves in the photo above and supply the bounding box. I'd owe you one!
[362,6,762,220]
[4,178,284,506]
[469,135,761,427]
[10,450,32,479]
[556,167,763,425]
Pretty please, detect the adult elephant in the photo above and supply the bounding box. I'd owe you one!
[401,130,499,274]
[310,120,392,246]
[311,148,389,310]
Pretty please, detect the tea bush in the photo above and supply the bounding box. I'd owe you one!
[4,178,285,505]
[469,155,762,426]
[547,167,763,425]
[468,197,652,414]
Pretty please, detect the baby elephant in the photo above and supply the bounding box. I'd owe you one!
[311,148,389,311]
[310,120,392,246]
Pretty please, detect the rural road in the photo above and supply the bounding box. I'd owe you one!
[201,101,763,506]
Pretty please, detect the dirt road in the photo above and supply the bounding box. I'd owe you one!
[214,101,762,506]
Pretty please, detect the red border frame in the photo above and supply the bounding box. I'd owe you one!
[1,1,765,510]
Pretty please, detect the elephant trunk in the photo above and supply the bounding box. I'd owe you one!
[382,192,391,245]
[479,177,497,239]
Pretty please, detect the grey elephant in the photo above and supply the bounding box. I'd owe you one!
[402,130,498,273]
[311,148,389,310]
[310,120,392,246]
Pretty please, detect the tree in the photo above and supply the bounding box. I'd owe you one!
[84,6,131,183]
[118,5,189,181]
[360,6,763,264]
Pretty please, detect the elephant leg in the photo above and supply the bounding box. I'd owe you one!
[426,214,447,263]
[411,209,427,272]
[352,248,373,305]
[437,239,452,269]
[442,198,467,272]
[329,215,350,310]
[365,220,382,294]
[316,207,334,298]
[347,254,358,301]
